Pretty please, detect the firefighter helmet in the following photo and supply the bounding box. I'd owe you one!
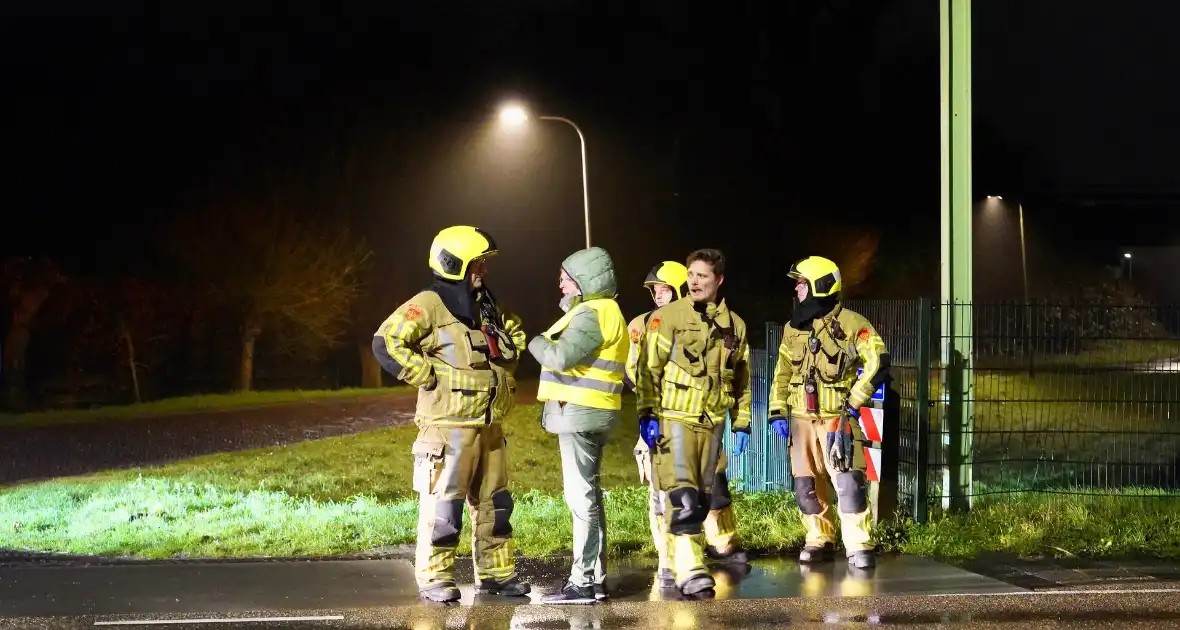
[428,226,499,281]
[644,261,689,300]
[788,256,842,298]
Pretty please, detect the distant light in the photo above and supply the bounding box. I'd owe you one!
[499,104,529,126]
[1124,252,1132,259]
[987,195,1003,200]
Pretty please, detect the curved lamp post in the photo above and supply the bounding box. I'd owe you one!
[499,104,591,249]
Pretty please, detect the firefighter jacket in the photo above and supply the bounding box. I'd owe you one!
[769,303,890,419]
[373,288,521,427]
[635,297,753,432]
[625,311,651,389]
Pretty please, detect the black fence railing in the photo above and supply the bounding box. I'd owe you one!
[751,299,1180,522]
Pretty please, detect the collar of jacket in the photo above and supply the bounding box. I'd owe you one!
[429,276,494,329]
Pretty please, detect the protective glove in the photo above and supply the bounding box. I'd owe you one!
[732,431,749,458]
[421,368,438,392]
[639,412,661,450]
[502,316,527,355]
[826,415,855,473]
[769,415,791,441]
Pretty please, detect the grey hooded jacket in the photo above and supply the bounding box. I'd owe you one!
[527,247,622,435]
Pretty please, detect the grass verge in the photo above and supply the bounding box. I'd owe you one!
[0,386,412,429]
[884,491,1180,559]
[1,400,1178,560]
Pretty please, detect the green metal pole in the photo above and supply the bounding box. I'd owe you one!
[940,0,974,512]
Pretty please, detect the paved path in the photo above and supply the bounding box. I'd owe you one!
[2,555,1179,628]
[0,395,417,485]
[0,382,544,486]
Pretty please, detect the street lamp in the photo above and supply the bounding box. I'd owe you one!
[1124,252,1133,281]
[985,196,1030,314]
[986,195,1032,374]
[497,103,591,249]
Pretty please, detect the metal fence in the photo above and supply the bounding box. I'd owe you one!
[722,326,791,494]
[725,299,1180,521]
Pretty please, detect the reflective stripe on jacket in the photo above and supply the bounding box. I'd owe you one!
[537,298,629,410]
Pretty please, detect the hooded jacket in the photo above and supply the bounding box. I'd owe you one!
[528,247,624,434]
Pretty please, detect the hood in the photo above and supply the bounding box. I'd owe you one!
[429,275,495,329]
[561,247,618,302]
[790,293,839,330]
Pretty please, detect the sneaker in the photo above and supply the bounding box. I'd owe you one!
[679,574,715,596]
[798,543,835,563]
[475,577,531,597]
[847,550,876,570]
[593,583,609,601]
[419,582,461,603]
[540,581,597,605]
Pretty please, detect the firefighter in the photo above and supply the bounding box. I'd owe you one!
[635,248,753,596]
[768,255,890,570]
[626,261,749,590]
[372,225,530,603]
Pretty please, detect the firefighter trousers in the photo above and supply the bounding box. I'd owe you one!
[651,419,726,586]
[635,438,741,573]
[412,423,517,588]
[789,415,873,554]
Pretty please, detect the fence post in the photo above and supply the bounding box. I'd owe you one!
[878,382,899,524]
[763,322,783,490]
[913,297,933,523]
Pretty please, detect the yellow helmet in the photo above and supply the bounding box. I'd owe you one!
[644,261,689,299]
[788,256,842,298]
[428,225,499,281]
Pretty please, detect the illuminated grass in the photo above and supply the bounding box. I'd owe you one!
[0,402,805,558]
[0,386,412,429]
[1,400,1178,560]
[888,490,1180,559]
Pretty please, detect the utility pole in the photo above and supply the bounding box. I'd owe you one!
[940,0,974,512]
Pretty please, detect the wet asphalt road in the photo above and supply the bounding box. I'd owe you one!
[2,555,1180,628]
[0,395,417,485]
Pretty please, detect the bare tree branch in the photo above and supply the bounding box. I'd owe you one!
[165,203,373,389]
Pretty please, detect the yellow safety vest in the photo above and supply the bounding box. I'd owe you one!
[536,298,629,410]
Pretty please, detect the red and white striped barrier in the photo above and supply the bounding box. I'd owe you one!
[857,405,885,482]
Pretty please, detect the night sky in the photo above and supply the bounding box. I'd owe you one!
[4,0,1179,327]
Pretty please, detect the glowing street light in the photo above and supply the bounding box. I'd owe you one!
[985,195,1030,310]
[497,102,591,248]
[499,104,528,126]
[986,195,1033,374]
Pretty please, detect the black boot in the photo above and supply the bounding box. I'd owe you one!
[475,577,531,597]
[419,582,461,603]
[679,574,716,596]
[707,546,750,564]
[798,542,835,563]
[847,550,876,569]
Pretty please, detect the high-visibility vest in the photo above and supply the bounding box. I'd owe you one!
[536,298,629,410]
